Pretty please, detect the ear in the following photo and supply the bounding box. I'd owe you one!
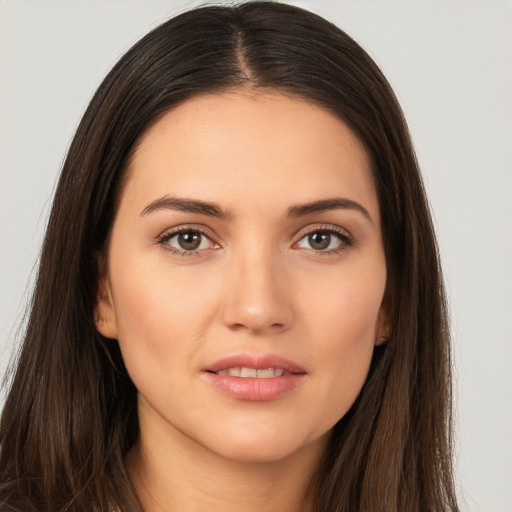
[94,254,118,339]
[375,296,392,346]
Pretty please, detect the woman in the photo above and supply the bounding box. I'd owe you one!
[0,2,458,511]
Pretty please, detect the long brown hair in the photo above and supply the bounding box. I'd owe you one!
[0,3,458,511]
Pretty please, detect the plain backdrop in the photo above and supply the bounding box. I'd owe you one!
[1,1,511,510]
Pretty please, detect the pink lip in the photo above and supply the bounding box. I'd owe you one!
[203,354,307,402]
[204,354,306,374]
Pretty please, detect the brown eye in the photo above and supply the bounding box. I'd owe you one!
[308,232,331,250]
[178,231,202,250]
[296,229,348,252]
[164,230,214,252]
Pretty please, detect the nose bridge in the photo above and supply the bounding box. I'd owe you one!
[221,240,294,334]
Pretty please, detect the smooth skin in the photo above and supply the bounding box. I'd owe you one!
[96,90,389,512]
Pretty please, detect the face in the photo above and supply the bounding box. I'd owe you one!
[97,90,388,464]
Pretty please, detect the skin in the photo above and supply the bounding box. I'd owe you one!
[97,90,388,512]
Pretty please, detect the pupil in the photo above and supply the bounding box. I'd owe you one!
[178,232,201,250]
[309,232,330,250]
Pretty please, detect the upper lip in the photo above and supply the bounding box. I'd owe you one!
[204,354,307,374]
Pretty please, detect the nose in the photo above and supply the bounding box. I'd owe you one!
[221,246,295,335]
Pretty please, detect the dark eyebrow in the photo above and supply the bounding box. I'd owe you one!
[140,196,231,219]
[287,197,373,223]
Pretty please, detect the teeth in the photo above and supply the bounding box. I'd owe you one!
[216,367,241,377]
[257,368,285,377]
[256,368,275,378]
[240,367,257,378]
[215,367,286,378]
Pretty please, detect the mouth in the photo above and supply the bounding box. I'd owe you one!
[210,367,292,378]
[204,353,306,376]
[203,354,306,401]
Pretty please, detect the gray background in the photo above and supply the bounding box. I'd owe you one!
[1,1,511,510]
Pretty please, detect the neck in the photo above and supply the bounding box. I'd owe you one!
[127,407,327,512]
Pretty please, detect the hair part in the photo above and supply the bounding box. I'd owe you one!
[0,3,457,511]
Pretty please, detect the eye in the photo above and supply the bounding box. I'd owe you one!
[159,228,217,254]
[295,228,351,253]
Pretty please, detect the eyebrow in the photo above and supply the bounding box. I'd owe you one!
[140,196,231,219]
[140,195,372,223]
[287,197,372,222]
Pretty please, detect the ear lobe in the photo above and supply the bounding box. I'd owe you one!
[95,256,118,340]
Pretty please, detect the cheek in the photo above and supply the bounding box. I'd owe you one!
[320,295,378,390]
[111,240,217,324]
[298,262,385,421]
[301,255,385,347]
[107,251,220,384]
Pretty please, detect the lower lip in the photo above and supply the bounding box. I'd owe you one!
[203,372,305,401]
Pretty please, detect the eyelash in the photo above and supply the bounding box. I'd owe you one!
[293,224,354,256]
[156,224,354,257]
[156,225,218,257]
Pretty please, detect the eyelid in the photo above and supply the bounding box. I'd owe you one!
[292,223,354,253]
[155,222,353,256]
[156,224,221,254]
[156,223,218,240]
[293,223,352,242]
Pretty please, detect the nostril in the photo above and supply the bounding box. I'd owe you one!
[221,281,294,333]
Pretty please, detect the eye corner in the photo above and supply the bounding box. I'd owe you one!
[156,225,221,256]
[293,224,354,255]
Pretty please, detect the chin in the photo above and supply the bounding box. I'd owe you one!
[201,424,328,465]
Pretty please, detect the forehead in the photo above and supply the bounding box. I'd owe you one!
[122,90,378,220]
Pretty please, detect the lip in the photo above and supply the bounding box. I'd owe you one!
[203,354,307,402]
[204,354,306,374]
